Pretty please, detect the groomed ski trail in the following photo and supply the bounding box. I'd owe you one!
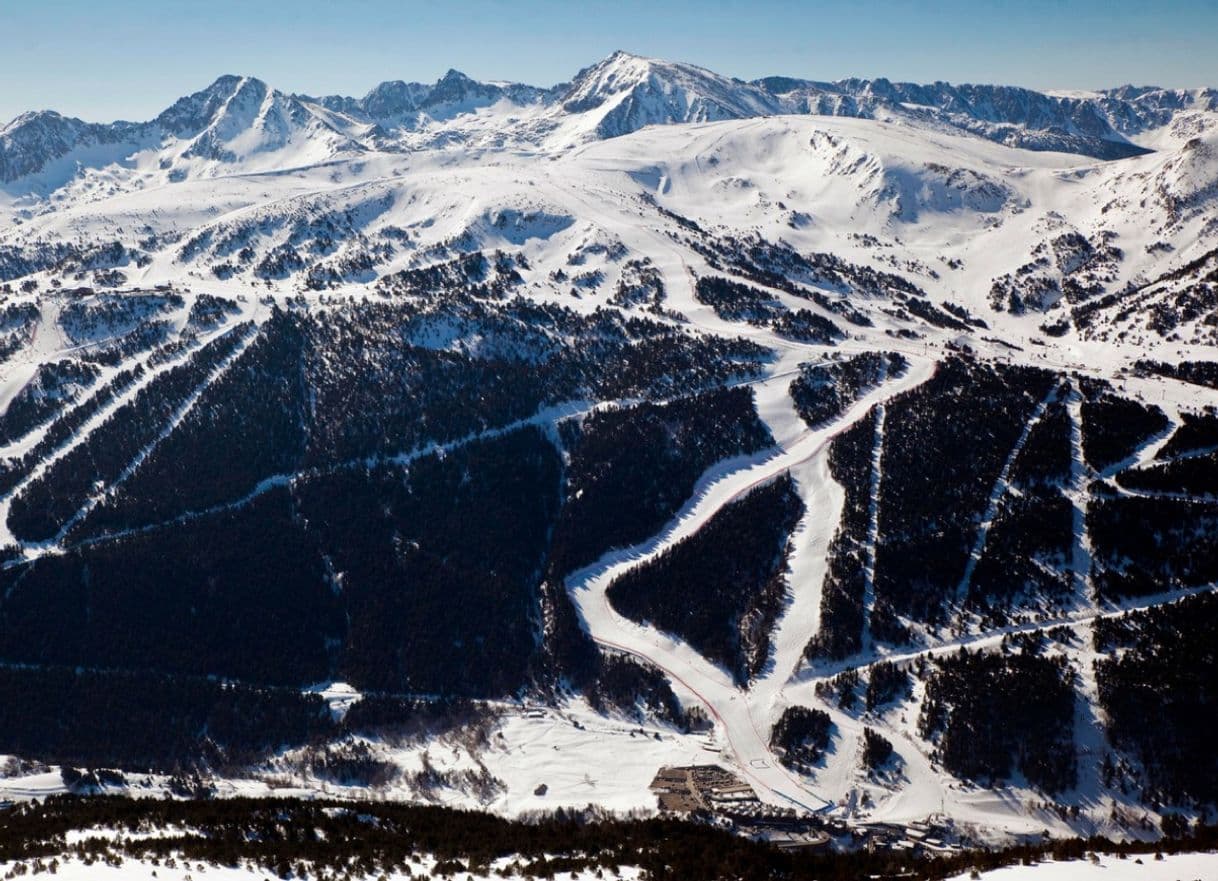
[565,357,935,811]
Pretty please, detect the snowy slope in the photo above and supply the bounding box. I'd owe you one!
[1,848,1214,881]
[9,108,1215,347]
[0,55,1216,845]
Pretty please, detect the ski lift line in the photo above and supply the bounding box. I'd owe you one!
[776,789,835,815]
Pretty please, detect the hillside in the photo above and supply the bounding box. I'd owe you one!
[0,53,1215,847]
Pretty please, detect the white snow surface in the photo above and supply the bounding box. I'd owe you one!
[0,845,1213,881]
[947,850,1218,880]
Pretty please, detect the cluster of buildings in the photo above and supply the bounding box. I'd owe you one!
[649,765,830,851]
[854,817,966,854]
[650,765,973,855]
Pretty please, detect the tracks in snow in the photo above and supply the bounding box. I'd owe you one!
[29,368,807,560]
[752,453,842,705]
[0,323,245,548]
[860,399,886,653]
[564,358,936,811]
[45,398,609,560]
[954,382,1062,611]
[42,324,260,548]
[1065,382,1094,606]
[569,360,1215,822]
[807,581,1216,684]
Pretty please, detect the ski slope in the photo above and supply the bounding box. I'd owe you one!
[0,56,1215,841]
[565,360,936,812]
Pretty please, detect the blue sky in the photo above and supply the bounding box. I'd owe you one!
[1,0,1215,122]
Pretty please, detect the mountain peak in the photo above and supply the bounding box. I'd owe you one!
[0,109,114,183]
[603,49,650,64]
[360,80,422,118]
[422,68,502,110]
[207,73,247,90]
[1,108,73,133]
[560,51,776,136]
[561,52,668,113]
[155,74,273,138]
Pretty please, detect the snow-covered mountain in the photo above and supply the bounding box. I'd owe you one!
[5,51,1218,188]
[308,68,553,129]
[556,50,779,137]
[155,74,372,166]
[0,52,1216,847]
[0,111,148,186]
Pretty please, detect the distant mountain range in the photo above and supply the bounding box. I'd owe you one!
[4,50,1218,186]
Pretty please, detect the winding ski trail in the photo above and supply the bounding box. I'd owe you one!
[565,358,935,810]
